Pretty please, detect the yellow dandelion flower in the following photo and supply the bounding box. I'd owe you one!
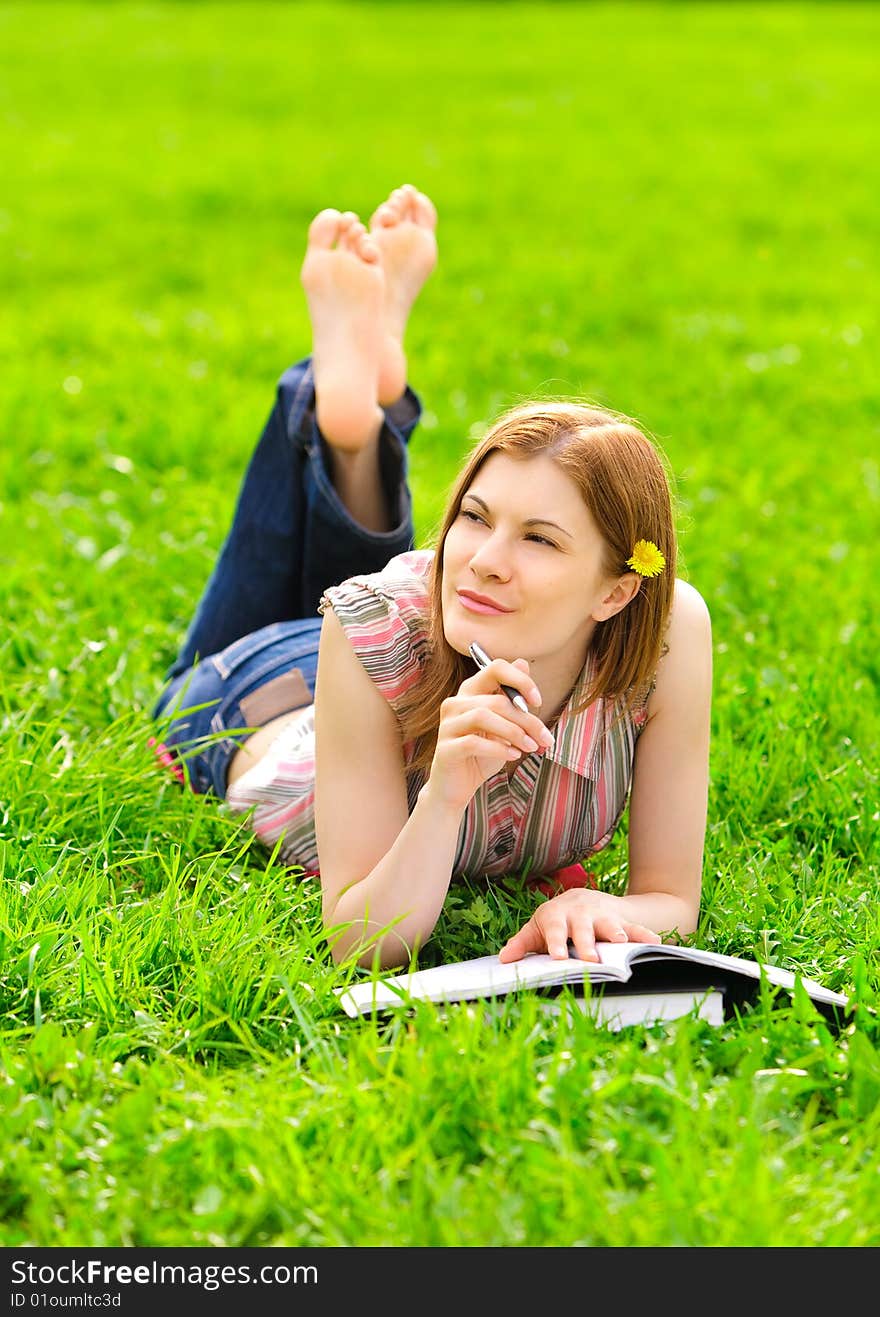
[627,539,665,578]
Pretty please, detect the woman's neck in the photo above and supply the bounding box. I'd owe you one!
[525,616,598,728]
[530,644,593,730]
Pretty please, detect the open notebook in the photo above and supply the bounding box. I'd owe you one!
[336,941,849,1024]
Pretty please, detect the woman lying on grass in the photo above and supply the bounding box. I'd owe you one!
[153,184,713,971]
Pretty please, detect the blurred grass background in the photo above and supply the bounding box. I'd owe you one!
[1,1,878,1247]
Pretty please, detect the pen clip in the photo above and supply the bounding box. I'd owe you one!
[469,641,490,668]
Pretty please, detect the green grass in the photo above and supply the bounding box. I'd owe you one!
[1,1,879,1247]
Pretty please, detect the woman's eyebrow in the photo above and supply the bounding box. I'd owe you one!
[463,493,573,539]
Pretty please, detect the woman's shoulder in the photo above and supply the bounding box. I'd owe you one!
[317,549,435,707]
[371,548,436,602]
[641,577,712,722]
[670,576,711,626]
[318,549,435,625]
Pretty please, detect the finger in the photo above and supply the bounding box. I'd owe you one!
[462,658,543,710]
[449,692,554,750]
[443,706,541,755]
[498,921,544,963]
[480,696,554,749]
[621,921,663,945]
[569,918,601,963]
[447,700,550,753]
[592,915,630,946]
[439,734,522,766]
[536,911,570,961]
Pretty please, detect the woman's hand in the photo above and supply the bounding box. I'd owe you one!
[498,889,662,963]
[425,657,554,814]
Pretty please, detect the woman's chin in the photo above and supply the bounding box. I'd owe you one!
[442,612,477,658]
[442,598,516,657]
[442,622,470,658]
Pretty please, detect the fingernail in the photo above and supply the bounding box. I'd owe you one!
[540,729,554,748]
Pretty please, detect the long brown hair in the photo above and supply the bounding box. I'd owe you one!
[398,400,678,780]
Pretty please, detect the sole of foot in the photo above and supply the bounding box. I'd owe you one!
[368,184,438,407]
[300,208,386,453]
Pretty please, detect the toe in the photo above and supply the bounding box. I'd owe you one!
[357,231,380,263]
[371,202,397,228]
[307,208,344,249]
[399,183,419,217]
[340,219,367,254]
[413,191,438,230]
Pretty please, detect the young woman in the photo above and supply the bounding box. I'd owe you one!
[153,185,713,972]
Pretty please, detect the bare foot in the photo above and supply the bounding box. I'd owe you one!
[368,184,438,406]
[300,208,385,452]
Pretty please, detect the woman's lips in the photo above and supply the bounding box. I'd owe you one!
[457,592,513,616]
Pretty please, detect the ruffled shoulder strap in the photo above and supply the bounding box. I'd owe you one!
[317,549,434,716]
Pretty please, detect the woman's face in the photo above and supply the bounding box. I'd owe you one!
[441,451,622,672]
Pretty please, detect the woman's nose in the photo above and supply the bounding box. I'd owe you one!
[469,531,512,579]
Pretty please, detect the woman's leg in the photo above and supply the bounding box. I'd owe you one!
[160,194,437,686]
[161,354,419,685]
[153,615,325,796]
[152,191,438,795]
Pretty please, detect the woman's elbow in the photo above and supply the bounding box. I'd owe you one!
[668,894,701,940]
[321,908,413,972]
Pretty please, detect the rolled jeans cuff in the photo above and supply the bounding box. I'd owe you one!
[300,397,417,611]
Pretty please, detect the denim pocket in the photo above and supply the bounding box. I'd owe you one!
[156,618,324,798]
[210,618,323,682]
[209,618,323,735]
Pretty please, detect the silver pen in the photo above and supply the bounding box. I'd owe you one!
[468,641,530,714]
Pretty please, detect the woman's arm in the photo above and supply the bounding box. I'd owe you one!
[615,577,713,936]
[499,579,712,962]
[315,610,555,969]
[314,608,464,969]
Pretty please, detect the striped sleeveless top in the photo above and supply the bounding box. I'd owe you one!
[224,549,652,879]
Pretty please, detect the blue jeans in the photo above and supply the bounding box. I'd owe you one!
[152,357,421,797]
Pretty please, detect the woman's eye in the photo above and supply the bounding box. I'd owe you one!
[525,534,557,548]
[460,509,484,524]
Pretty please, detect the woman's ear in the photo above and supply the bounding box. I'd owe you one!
[592,573,641,622]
